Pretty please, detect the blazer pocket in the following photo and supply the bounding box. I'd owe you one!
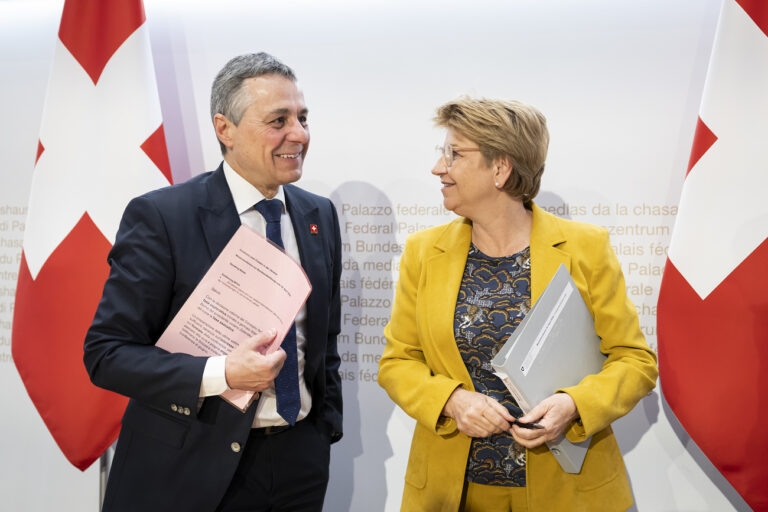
[122,402,190,449]
[404,425,429,489]
[575,427,624,491]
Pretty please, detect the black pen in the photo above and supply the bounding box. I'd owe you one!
[503,402,544,429]
[511,418,544,430]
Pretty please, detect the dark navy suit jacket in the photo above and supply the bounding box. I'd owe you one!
[84,166,343,512]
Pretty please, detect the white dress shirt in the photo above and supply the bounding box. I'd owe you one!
[198,161,312,427]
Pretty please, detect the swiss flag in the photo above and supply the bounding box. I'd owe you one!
[657,1,768,510]
[12,0,172,471]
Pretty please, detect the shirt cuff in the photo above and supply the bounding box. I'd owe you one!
[199,356,229,397]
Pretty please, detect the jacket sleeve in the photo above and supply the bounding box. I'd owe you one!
[83,195,207,417]
[378,235,463,436]
[558,228,658,442]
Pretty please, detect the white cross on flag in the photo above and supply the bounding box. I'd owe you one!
[12,0,172,470]
[657,0,768,509]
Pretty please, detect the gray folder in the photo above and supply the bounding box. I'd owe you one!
[491,264,606,473]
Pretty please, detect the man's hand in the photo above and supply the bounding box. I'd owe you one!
[442,388,515,438]
[224,329,286,391]
[510,393,578,448]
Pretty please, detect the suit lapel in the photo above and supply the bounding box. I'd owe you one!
[423,219,474,384]
[530,203,571,302]
[284,185,320,270]
[198,165,241,261]
[284,185,322,371]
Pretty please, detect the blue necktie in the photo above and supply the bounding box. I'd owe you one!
[254,199,300,425]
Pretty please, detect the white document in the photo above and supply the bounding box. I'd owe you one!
[491,264,606,473]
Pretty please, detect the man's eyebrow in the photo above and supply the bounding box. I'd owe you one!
[267,108,309,117]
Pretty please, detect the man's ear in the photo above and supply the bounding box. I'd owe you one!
[213,113,234,151]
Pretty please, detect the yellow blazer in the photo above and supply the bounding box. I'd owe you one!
[379,204,658,512]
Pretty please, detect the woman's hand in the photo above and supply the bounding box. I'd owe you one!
[442,388,515,438]
[510,393,579,449]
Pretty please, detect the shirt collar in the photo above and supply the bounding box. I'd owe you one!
[222,160,286,215]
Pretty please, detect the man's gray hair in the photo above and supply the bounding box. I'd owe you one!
[210,52,296,153]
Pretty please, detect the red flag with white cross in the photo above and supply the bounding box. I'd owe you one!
[657,1,768,509]
[12,0,172,470]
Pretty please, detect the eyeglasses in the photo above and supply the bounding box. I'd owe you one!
[435,143,481,168]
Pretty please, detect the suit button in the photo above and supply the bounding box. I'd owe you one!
[231,442,241,453]
[171,404,178,412]
[183,407,191,416]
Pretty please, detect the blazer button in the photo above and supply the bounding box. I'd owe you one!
[231,442,241,453]
[171,404,178,412]
[183,407,191,416]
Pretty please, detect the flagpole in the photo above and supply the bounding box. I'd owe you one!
[99,445,114,510]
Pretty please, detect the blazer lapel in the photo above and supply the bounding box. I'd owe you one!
[284,185,322,281]
[422,219,474,384]
[420,208,570,384]
[198,165,241,261]
[283,185,322,372]
[530,203,571,302]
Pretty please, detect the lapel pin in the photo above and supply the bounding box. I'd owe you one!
[310,224,319,235]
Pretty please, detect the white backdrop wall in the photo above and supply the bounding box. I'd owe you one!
[0,1,753,510]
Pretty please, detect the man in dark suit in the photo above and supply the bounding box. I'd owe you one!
[84,53,342,512]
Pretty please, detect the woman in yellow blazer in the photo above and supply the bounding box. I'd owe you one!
[378,97,658,512]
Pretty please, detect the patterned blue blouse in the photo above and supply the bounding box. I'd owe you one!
[454,244,531,487]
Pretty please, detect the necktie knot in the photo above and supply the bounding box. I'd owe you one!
[254,199,283,224]
[254,199,285,250]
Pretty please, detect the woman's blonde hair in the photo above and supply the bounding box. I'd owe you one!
[434,97,549,208]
